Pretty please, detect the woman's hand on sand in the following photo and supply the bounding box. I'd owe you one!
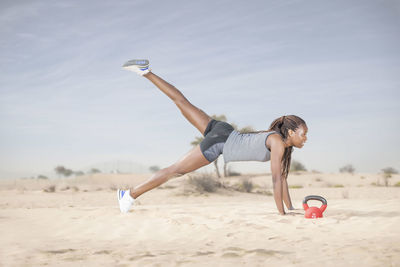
[283,207,304,216]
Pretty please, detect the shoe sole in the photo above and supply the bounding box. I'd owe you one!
[122,59,149,69]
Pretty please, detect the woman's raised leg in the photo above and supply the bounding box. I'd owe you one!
[144,72,212,135]
[130,145,210,199]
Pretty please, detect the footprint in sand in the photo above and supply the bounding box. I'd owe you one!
[222,252,241,258]
[194,251,215,256]
[93,250,112,255]
[129,252,156,261]
[222,247,245,257]
[246,248,277,256]
[224,247,245,252]
[43,249,76,254]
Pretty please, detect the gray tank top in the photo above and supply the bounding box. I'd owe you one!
[222,130,278,163]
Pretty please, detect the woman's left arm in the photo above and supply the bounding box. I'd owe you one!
[282,177,294,210]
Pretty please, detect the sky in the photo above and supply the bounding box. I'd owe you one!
[1,0,399,178]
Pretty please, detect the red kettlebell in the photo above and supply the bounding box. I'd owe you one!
[303,195,327,219]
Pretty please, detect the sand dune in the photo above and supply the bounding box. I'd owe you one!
[0,172,399,266]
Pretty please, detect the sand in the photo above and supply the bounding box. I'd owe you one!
[0,172,399,266]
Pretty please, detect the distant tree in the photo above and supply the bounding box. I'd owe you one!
[339,164,355,174]
[212,114,227,122]
[381,167,398,175]
[37,175,48,180]
[190,136,204,147]
[55,166,66,176]
[238,126,255,134]
[64,169,73,177]
[290,160,307,172]
[54,165,74,177]
[74,171,85,176]
[149,165,161,173]
[90,168,101,174]
[381,167,398,187]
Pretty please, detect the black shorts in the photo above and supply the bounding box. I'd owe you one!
[200,119,234,162]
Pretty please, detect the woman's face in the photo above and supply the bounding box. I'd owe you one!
[289,124,308,148]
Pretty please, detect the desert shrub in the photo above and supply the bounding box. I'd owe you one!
[90,168,101,174]
[109,184,117,191]
[394,182,400,187]
[290,160,307,172]
[60,186,79,192]
[381,167,398,187]
[37,175,48,180]
[334,184,344,188]
[289,185,303,189]
[43,185,56,193]
[315,177,322,182]
[261,190,273,196]
[339,164,355,174]
[187,174,221,193]
[149,165,161,173]
[71,186,79,192]
[240,179,254,192]
[60,186,70,191]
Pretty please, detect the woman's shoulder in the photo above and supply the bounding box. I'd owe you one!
[265,131,284,152]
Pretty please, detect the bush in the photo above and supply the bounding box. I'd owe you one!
[290,160,307,172]
[149,165,161,173]
[381,167,398,175]
[339,164,355,174]
[43,185,56,193]
[187,174,221,193]
[381,167,398,187]
[90,168,101,174]
[289,185,303,189]
[240,179,254,193]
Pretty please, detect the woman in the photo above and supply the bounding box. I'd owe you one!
[118,60,308,215]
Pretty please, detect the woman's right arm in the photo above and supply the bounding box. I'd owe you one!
[270,141,285,215]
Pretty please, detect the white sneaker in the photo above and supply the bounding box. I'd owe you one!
[117,189,135,213]
[122,59,151,76]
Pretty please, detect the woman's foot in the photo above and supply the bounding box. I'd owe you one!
[122,59,151,76]
[117,189,135,213]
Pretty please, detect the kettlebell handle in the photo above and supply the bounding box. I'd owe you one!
[303,195,327,206]
[303,195,327,213]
